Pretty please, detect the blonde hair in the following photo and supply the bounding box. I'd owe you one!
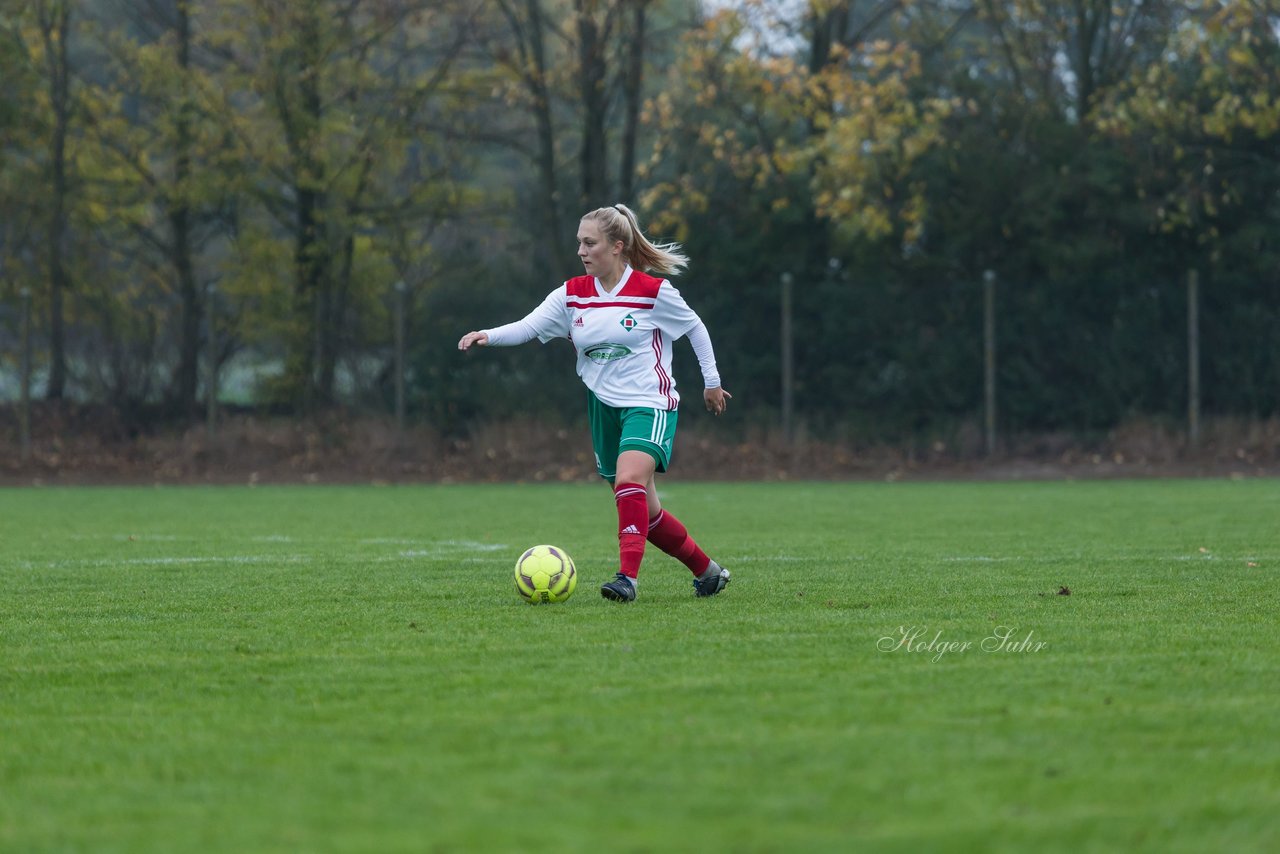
[582,204,689,277]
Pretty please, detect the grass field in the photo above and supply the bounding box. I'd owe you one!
[2,479,1277,852]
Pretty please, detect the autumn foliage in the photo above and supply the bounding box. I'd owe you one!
[0,1,1277,439]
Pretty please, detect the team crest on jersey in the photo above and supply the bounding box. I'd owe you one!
[619,313,638,331]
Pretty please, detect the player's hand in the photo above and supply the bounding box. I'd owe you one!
[458,331,489,351]
[704,387,732,416]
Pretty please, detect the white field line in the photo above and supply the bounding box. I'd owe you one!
[942,554,1273,563]
[13,554,309,570]
[66,534,185,542]
[8,540,512,571]
[399,541,507,555]
[713,553,1266,565]
[9,549,1268,572]
[64,534,503,548]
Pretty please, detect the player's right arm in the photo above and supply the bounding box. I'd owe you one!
[457,330,489,350]
[458,286,570,351]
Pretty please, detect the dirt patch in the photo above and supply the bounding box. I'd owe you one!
[2,404,1278,486]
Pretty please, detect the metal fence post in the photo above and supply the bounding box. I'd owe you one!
[394,280,407,433]
[20,287,32,460]
[780,272,794,444]
[1187,269,1200,446]
[205,283,217,437]
[983,270,997,456]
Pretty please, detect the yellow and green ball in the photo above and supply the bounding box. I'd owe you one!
[514,545,577,604]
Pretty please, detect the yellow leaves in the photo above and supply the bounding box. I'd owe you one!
[1225,45,1252,68]
[84,200,113,227]
[649,7,948,246]
[641,170,714,241]
[807,0,847,18]
[651,91,675,125]
[808,44,945,244]
[1118,0,1280,170]
[1247,94,1280,136]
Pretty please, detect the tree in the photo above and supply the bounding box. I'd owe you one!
[0,11,38,289]
[1099,0,1280,417]
[574,0,615,208]
[975,0,1173,125]
[642,2,948,251]
[1101,0,1280,251]
[87,0,234,416]
[618,0,650,202]
[28,0,76,401]
[481,0,686,276]
[487,0,572,272]
[199,0,477,408]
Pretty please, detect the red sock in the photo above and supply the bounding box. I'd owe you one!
[647,509,711,576]
[614,483,649,579]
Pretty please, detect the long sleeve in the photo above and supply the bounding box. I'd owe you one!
[684,320,721,389]
[483,286,570,345]
[482,318,540,346]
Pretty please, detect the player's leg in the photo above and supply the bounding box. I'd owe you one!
[614,405,672,585]
[633,408,730,597]
[589,392,633,601]
[646,503,711,576]
[645,500,731,597]
[601,407,670,602]
[590,394,647,602]
[607,449,655,599]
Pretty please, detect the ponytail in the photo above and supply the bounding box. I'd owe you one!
[581,204,689,277]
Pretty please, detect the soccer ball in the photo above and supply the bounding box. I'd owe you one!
[514,545,577,604]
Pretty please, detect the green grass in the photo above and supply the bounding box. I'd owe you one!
[2,480,1277,852]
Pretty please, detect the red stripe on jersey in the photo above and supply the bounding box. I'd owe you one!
[619,270,663,299]
[565,271,663,300]
[652,329,677,410]
[566,300,657,310]
[566,276,596,298]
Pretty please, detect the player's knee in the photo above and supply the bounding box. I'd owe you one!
[615,450,656,484]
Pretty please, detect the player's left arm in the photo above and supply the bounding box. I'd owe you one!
[686,321,731,415]
[656,282,731,416]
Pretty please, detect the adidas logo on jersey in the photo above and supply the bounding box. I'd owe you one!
[573,316,584,327]
[621,524,641,535]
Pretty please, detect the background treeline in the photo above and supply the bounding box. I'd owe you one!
[0,0,1276,443]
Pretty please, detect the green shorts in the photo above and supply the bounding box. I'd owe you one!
[588,391,678,482]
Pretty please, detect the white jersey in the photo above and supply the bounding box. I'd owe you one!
[484,266,720,410]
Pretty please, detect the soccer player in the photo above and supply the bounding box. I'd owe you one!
[458,204,731,602]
